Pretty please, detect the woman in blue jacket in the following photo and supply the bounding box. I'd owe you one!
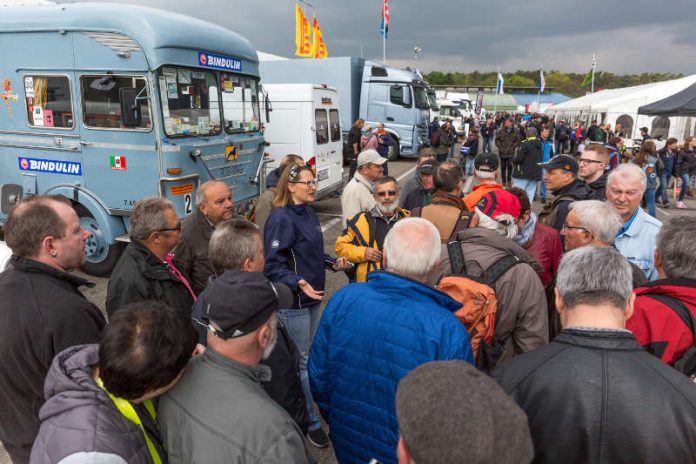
[263,162,350,446]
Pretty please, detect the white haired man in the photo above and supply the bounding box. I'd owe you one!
[606,164,662,280]
[493,246,696,463]
[335,176,410,282]
[341,149,386,225]
[431,189,548,363]
[309,218,474,464]
[463,152,503,211]
[560,200,647,288]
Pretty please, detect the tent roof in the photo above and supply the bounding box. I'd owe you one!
[511,92,571,106]
[638,81,696,116]
[481,93,518,111]
[547,75,696,114]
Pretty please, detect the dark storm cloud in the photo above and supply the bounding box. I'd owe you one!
[79,0,696,74]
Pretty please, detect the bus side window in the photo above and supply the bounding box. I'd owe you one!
[24,75,74,129]
[81,75,151,130]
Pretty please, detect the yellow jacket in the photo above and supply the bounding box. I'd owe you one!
[335,208,410,282]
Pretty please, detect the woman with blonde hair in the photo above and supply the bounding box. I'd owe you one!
[632,140,658,217]
[264,163,350,447]
[674,136,696,208]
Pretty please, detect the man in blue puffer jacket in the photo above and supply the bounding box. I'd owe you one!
[309,218,474,464]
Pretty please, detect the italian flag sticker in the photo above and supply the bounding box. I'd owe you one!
[110,155,126,171]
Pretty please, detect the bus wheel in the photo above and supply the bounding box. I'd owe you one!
[77,208,124,277]
[387,139,400,161]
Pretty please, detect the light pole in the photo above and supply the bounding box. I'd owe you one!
[413,46,422,68]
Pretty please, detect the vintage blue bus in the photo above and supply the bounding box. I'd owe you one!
[0,2,267,275]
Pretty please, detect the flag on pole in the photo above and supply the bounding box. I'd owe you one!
[380,0,390,38]
[295,4,311,57]
[581,55,596,87]
[311,16,328,58]
[496,71,504,95]
[539,69,545,93]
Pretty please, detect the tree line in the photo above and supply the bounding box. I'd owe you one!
[424,70,685,97]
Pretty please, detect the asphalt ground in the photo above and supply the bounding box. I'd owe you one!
[1,150,694,463]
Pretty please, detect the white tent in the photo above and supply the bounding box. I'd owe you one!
[546,75,696,143]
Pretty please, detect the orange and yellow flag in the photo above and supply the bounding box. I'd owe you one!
[311,16,328,59]
[295,4,311,57]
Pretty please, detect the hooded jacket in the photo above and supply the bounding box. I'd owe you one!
[429,228,548,361]
[106,240,194,318]
[627,278,696,366]
[492,328,696,464]
[30,344,165,464]
[585,170,608,201]
[263,203,328,307]
[309,271,473,464]
[512,137,542,180]
[538,178,595,231]
[0,257,106,464]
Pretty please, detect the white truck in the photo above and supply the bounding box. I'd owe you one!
[262,84,343,198]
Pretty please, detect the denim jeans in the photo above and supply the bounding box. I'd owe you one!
[464,157,476,176]
[644,188,656,217]
[482,137,493,153]
[656,173,671,204]
[539,169,547,200]
[512,178,538,205]
[278,303,322,431]
[678,173,691,202]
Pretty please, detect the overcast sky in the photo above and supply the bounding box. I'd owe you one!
[81,0,696,75]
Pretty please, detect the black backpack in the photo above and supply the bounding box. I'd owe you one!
[647,294,696,380]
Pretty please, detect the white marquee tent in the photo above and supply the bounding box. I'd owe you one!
[546,75,696,144]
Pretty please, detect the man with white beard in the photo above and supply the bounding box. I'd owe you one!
[335,176,410,282]
[158,272,314,464]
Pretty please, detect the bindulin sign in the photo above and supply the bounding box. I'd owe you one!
[18,157,82,176]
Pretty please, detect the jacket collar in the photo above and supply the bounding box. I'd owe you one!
[431,191,464,209]
[554,328,642,351]
[203,347,263,384]
[366,271,462,312]
[453,227,543,272]
[129,240,177,281]
[639,277,696,290]
[9,255,95,289]
[619,208,646,238]
[193,208,215,231]
[354,171,374,189]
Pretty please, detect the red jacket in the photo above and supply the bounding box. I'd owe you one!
[627,279,696,365]
[524,222,562,288]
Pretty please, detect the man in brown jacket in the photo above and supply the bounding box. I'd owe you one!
[429,190,548,364]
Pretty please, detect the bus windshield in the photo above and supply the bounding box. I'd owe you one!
[157,66,221,137]
[218,73,260,133]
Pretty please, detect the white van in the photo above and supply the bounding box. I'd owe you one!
[263,84,343,199]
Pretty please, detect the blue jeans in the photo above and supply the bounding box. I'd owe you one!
[278,303,322,431]
[678,173,691,202]
[464,157,475,176]
[512,178,538,205]
[483,137,493,153]
[539,169,547,200]
[644,188,656,217]
[656,173,671,204]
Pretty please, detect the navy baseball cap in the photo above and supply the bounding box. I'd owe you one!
[538,155,579,174]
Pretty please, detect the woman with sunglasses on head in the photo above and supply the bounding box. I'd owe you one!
[263,162,350,448]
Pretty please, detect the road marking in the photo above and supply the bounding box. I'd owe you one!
[657,207,671,217]
[320,165,417,233]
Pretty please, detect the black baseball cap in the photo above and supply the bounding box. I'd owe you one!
[199,271,294,339]
[538,155,579,174]
[418,159,438,175]
[474,152,500,171]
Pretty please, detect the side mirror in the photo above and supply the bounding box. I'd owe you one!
[120,87,142,127]
[260,84,272,123]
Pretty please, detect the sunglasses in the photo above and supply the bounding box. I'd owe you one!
[375,190,398,197]
[158,223,182,233]
[288,163,312,182]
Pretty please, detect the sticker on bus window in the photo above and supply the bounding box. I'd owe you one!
[170,183,194,196]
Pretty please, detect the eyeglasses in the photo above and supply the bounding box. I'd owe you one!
[376,190,398,197]
[561,223,589,232]
[290,180,317,188]
[158,223,182,233]
[579,158,604,165]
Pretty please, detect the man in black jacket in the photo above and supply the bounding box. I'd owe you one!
[492,246,696,464]
[511,127,542,205]
[174,180,234,296]
[0,196,106,463]
[106,197,195,317]
[537,155,595,232]
[190,218,310,435]
[578,144,609,200]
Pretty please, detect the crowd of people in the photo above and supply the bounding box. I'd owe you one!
[1,112,696,464]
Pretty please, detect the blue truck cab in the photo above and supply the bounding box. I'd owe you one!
[0,2,265,275]
[260,57,432,159]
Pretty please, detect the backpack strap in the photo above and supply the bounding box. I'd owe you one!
[450,209,474,239]
[410,206,422,217]
[648,294,696,338]
[485,255,522,287]
[446,240,466,275]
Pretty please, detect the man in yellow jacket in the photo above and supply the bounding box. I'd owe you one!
[336,177,410,282]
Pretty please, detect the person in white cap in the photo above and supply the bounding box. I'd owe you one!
[341,149,386,225]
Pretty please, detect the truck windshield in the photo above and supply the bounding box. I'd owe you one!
[414,86,429,110]
[427,91,439,111]
[157,67,221,137]
[218,73,260,133]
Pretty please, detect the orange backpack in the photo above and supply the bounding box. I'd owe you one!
[437,241,521,371]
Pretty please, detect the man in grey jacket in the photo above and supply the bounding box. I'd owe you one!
[159,271,314,464]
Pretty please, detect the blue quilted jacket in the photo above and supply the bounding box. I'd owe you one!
[308,271,474,464]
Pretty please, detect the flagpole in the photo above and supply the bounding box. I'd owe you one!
[537,66,542,113]
[493,66,499,117]
[589,54,596,125]
[383,31,386,64]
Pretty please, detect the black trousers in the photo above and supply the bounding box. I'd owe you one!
[500,157,513,183]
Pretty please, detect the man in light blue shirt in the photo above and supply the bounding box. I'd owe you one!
[607,164,662,280]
